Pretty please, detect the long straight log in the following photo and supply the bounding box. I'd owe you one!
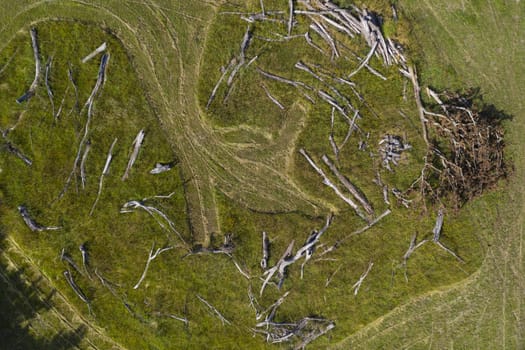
[81,42,107,63]
[45,57,55,117]
[64,270,92,314]
[299,148,365,219]
[90,138,117,215]
[122,129,145,181]
[321,155,374,215]
[80,140,91,189]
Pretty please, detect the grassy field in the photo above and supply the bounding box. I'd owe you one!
[0,0,520,349]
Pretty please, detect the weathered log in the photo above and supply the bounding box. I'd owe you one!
[196,294,231,326]
[3,141,32,166]
[16,28,41,104]
[321,155,374,215]
[408,65,429,147]
[435,241,464,263]
[18,205,60,231]
[58,54,109,201]
[402,233,428,266]
[79,243,91,279]
[45,57,55,117]
[90,137,117,216]
[55,82,70,119]
[169,314,189,325]
[60,249,83,275]
[260,231,270,269]
[288,0,294,36]
[134,242,173,289]
[261,240,295,296]
[122,129,145,181]
[67,64,79,116]
[64,270,92,314]
[206,59,235,109]
[260,83,285,110]
[149,161,175,174]
[348,41,377,78]
[432,209,444,242]
[81,42,107,64]
[299,148,366,219]
[80,140,91,189]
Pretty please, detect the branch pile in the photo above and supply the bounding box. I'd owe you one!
[415,89,509,208]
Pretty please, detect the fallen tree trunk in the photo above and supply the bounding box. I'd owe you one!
[122,129,145,181]
[90,137,117,216]
[16,28,41,104]
[321,155,374,215]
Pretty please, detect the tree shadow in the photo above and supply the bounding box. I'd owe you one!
[0,232,86,350]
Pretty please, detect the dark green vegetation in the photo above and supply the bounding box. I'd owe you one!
[0,0,518,349]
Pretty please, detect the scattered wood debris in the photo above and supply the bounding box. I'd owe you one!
[57,53,110,201]
[81,42,107,63]
[90,137,117,216]
[196,294,231,326]
[379,134,412,171]
[260,214,332,296]
[18,205,60,231]
[254,314,334,347]
[122,129,145,181]
[402,232,428,268]
[185,233,235,257]
[16,28,41,104]
[149,161,176,174]
[133,242,173,289]
[260,83,285,110]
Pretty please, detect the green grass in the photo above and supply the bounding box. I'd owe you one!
[0,0,518,349]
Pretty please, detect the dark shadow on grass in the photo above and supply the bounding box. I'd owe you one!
[0,231,86,349]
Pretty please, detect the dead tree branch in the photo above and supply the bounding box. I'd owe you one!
[81,42,107,63]
[196,294,231,326]
[122,129,145,181]
[134,242,173,289]
[299,148,366,220]
[64,270,92,314]
[18,205,60,231]
[17,28,41,104]
[90,137,117,216]
[352,261,373,295]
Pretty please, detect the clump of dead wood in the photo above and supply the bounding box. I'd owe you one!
[412,89,509,208]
